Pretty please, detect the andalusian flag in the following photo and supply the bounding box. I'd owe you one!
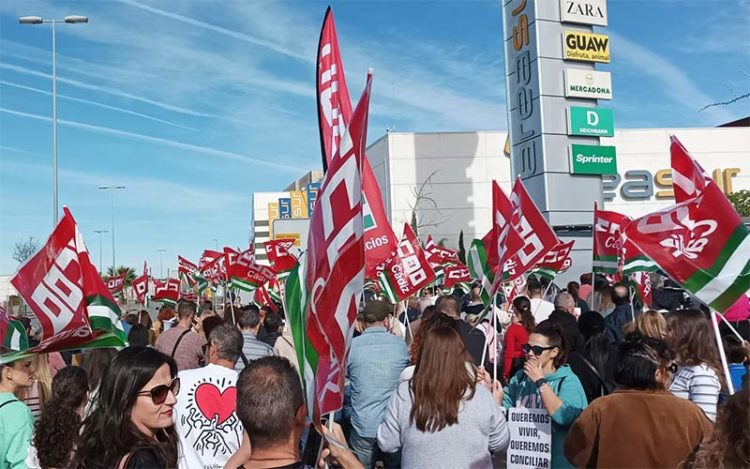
[467,239,493,307]
[624,182,750,311]
[0,307,28,353]
[284,256,317,416]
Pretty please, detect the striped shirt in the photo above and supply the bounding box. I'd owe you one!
[235,332,274,371]
[669,364,721,421]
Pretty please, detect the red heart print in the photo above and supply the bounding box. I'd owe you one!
[194,382,237,425]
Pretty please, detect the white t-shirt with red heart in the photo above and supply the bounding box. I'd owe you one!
[173,363,243,469]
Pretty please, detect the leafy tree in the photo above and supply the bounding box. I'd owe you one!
[728,189,750,217]
[105,266,136,287]
[12,237,39,264]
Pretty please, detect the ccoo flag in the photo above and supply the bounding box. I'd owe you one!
[670,135,711,203]
[316,7,397,276]
[623,182,750,311]
[378,224,436,304]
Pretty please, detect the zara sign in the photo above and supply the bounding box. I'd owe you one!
[560,0,608,26]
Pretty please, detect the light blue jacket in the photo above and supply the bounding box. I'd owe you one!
[346,326,409,437]
[502,365,588,469]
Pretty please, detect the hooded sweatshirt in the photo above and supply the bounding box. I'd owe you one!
[502,365,588,469]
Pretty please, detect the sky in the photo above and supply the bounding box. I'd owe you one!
[1,0,749,276]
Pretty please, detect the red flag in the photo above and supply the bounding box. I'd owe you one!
[671,135,710,203]
[306,71,372,420]
[506,275,528,304]
[490,180,525,279]
[424,235,459,265]
[443,263,471,289]
[631,272,652,309]
[593,203,631,274]
[132,261,149,305]
[264,238,299,273]
[537,241,575,273]
[105,271,127,294]
[379,224,437,302]
[316,8,397,277]
[153,278,180,306]
[10,208,126,352]
[254,286,278,312]
[504,178,560,281]
[225,247,275,291]
[623,182,750,311]
[199,250,225,284]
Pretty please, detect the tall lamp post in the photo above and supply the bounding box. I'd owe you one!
[93,229,109,274]
[98,186,126,272]
[19,15,88,226]
[156,249,167,279]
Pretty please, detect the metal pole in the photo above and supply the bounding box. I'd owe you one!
[52,20,58,226]
[110,190,116,271]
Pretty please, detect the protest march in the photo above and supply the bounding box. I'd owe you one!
[2,2,750,469]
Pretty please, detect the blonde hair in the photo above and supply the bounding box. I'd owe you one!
[635,310,667,339]
[15,353,53,409]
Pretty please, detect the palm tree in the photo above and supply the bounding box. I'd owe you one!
[105,266,136,287]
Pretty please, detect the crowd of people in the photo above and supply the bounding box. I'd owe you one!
[0,274,749,468]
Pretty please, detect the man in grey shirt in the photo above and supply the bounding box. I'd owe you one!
[236,305,274,371]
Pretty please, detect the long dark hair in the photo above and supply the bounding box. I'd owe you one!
[666,309,725,387]
[410,327,475,432]
[688,388,750,468]
[34,366,89,468]
[73,347,178,468]
[577,311,610,375]
[79,348,117,391]
[512,296,535,333]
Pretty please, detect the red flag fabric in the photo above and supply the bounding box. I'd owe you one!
[424,236,459,265]
[253,286,278,312]
[178,256,198,275]
[199,250,225,284]
[592,203,631,274]
[105,271,127,294]
[306,71,372,420]
[316,8,397,277]
[490,180,525,280]
[506,275,528,304]
[631,272,652,309]
[538,241,575,273]
[225,247,276,291]
[671,135,710,203]
[264,238,299,273]
[623,182,750,311]
[504,178,560,281]
[379,224,437,302]
[443,263,471,289]
[153,278,180,306]
[10,208,126,352]
[132,261,149,304]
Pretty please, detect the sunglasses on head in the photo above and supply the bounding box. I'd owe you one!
[523,344,556,356]
[137,377,180,405]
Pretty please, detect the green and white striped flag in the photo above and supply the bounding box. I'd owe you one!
[377,269,399,304]
[283,255,317,414]
[467,239,494,307]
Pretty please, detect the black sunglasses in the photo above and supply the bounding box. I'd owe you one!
[666,363,678,374]
[523,344,557,356]
[137,377,180,405]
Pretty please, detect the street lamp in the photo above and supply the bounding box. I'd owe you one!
[19,15,89,227]
[93,230,109,274]
[98,186,126,272]
[156,249,167,279]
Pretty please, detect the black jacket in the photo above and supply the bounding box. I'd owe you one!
[604,303,636,345]
[455,319,487,366]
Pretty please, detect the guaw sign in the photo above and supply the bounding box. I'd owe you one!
[568,106,614,137]
[564,31,610,63]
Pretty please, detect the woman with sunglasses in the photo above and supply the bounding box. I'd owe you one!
[501,320,587,468]
[73,347,180,468]
[565,333,713,468]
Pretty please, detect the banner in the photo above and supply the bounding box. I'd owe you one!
[378,224,436,303]
[506,407,552,469]
[305,71,371,421]
[592,203,630,274]
[671,135,710,203]
[8,208,126,362]
[504,178,560,281]
[623,182,750,311]
[264,238,299,273]
[153,278,180,306]
[105,271,127,295]
[316,7,397,277]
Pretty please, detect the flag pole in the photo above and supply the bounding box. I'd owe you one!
[492,299,498,384]
[710,309,735,395]
[715,311,745,342]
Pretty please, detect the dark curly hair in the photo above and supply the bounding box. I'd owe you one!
[34,366,89,468]
[72,347,179,468]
